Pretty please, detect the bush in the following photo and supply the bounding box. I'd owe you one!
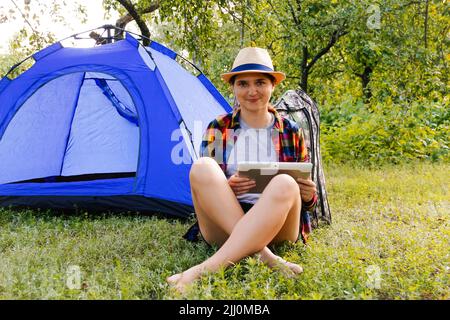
[320,99,449,165]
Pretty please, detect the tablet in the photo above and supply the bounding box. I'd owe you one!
[237,161,313,193]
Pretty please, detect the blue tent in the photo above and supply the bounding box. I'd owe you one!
[0,32,231,218]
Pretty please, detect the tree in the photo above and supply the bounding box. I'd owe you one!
[103,0,227,68]
[3,0,447,107]
[301,0,448,106]
[109,0,156,45]
[211,0,360,96]
[0,0,88,77]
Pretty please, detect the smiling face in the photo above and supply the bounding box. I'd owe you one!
[232,73,275,113]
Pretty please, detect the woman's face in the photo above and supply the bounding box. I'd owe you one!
[232,73,274,112]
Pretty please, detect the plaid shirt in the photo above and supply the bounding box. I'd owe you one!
[200,106,317,242]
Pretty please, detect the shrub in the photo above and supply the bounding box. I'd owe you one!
[320,99,449,165]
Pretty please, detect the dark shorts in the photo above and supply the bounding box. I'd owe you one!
[183,201,254,243]
[239,201,254,213]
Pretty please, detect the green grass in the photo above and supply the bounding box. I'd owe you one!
[0,162,448,299]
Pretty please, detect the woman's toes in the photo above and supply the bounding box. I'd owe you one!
[166,273,182,285]
[166,267,204,293]
[285,261,303,274]
[272,258,303,276]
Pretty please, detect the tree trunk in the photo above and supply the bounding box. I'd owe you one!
[301,46,309,92]
[240,1,246,47]
[299,29,348,93]
[360,66,373,103]
[114,0,159,46]
[424,0,429,49]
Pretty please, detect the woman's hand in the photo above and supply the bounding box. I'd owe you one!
[296,177,317,203]
[228,174,256,196]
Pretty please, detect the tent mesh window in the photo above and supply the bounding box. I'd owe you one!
[0,72,140,184]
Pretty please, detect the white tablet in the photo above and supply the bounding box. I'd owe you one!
[237,161,313,193]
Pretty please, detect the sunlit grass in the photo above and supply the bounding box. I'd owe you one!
[0,162,448,299]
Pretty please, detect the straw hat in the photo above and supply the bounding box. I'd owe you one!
[221,47,286,85]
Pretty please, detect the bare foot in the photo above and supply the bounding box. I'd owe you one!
[166,264,206,293]
[257,250,303,276]
[269,257,303,275]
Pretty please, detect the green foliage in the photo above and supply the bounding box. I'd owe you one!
[0,163,448,299]
[0,54,18,77]
[321,99,449,165]
[2,0,448,167]
[132,0,448,120]
[1,0,88,78]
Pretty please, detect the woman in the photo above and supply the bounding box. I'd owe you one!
[167,47,317,292]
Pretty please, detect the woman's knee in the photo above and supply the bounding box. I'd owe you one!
[190,157,223,185]
[267,174,299,201]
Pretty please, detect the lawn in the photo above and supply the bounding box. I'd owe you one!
[0,162,448,299]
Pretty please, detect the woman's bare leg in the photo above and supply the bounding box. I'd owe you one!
[167,157,302,290]
[189,158,245,246]
[189,161,301,272]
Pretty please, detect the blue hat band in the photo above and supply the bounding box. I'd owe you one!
[231,63,274,73]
